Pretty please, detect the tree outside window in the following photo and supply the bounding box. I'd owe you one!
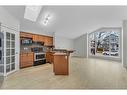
[89,28,120,57]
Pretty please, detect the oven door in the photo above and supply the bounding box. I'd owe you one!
[34,53,45,61]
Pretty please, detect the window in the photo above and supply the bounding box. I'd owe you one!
[89,28,120,57]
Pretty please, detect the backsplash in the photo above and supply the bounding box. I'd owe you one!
[20,41,45,52]
[20,46,31,52]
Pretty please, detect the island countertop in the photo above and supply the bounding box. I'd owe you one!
[51,48,75,55]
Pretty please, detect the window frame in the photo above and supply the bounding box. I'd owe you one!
[88,27,121,58]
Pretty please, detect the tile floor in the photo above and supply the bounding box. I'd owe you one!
[0,57,127,89]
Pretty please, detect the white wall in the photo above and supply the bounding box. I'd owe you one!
[73,33,87,57]
[20,20,54,37]
[54,34,74,49]
[123,20,127,67]
[0,7,20,71]
[0,7,20,30]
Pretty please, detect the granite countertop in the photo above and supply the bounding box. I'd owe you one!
[53,53,68,56]
[20,48,75,54]
[53,49,75,52]
[51,49,75,56]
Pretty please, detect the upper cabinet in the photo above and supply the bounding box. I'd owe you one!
[32,34,39,42]
[20,32,33,38]
[38,35,45,43]
[45,37,53,46]
[33,35,45,43]
[20,32,53,46]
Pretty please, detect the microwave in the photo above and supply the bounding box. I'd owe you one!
[21,38,32,45]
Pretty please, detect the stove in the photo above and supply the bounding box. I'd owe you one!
[34,52,45,61]
[34,52,46,66]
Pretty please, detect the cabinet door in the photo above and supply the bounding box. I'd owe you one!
[53,55,68,75]
[48,37,53,45]
[33,35,39,41]
[20,55,26,68]
[44,37,48,45]
[46,52,50,62]
[20,53,33,68]
[45,37,53,46]
[38,35,45,43]
[27,53,34,62]
[20,32,32,38]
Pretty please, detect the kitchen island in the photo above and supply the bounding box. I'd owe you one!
[52,49,75,75]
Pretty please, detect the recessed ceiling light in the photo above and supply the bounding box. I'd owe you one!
[24,6,42,22]
[43,20,48,25]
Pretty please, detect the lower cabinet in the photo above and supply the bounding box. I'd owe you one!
[53,53,69,75]
[46,52,54,63]
[20,52,34,68]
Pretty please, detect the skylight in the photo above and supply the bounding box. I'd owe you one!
[24,6,42,22]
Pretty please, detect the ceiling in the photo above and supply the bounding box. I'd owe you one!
[3,6,127,39]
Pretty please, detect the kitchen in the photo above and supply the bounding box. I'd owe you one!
[0,29,73,76]
[20,32,54,68]
[20,31,74,74]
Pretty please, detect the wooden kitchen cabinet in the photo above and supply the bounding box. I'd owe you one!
[53,53,69,75]
[45,37,53,46]
[32,34,39,42]
[39,35,45,43]
[33,35,46,43]
[20,32,33,38]
[20,31,53,45]
[46,52,54,63]
[20,52,34,68]
[48,37,53,45]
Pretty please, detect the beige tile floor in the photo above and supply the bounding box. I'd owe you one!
[1,57,127,89]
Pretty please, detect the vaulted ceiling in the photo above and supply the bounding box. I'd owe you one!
[4,6,127,39]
